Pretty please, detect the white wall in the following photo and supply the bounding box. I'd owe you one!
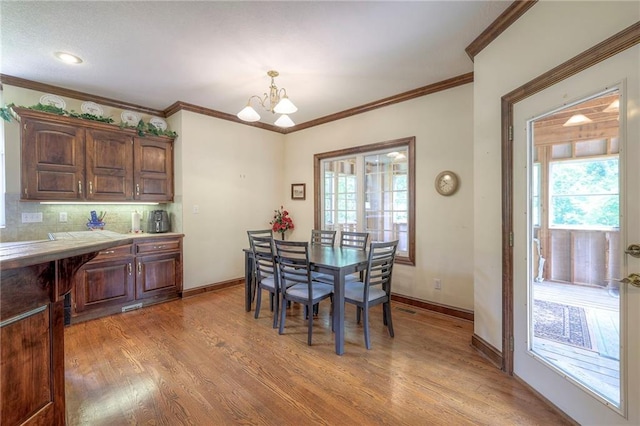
[284,84,475,310]
[472,0,639,350]
[171,111,285,290]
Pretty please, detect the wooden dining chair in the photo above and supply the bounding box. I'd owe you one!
[344,240,399,349]
[275,240,334,345]
[248,233,280,328]
[310,229,336,247]
[247,229,273,302]
[340,231,369,250]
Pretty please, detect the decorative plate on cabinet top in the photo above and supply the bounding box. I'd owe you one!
[81,101,103,116]
[39,94,66,109]
[149,116,167,131]
[121,110,141,126]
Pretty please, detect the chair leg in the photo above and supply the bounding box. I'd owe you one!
[252,274,258,302]
[279,295,287,335]
[384,302,394,338]
[307,304,314,345]
[272,292,279,329]
[330,298,334,332]
[356,307,362,324]
[254,287,262,319]
[363,305,371,349]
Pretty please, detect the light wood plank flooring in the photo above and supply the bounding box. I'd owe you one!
[64,285,571,425]
[532,281,620,405]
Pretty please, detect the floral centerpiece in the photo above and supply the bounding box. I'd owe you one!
[270,206,294,239]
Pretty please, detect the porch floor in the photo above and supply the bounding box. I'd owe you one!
[532,280,620,406]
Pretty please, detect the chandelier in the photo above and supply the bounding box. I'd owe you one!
[237,70,298,128]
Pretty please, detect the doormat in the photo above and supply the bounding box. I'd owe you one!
[533,300,592,350]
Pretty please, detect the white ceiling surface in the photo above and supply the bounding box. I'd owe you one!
[1,1,510,126]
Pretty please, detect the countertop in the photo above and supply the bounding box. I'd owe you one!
[0,230,184,270]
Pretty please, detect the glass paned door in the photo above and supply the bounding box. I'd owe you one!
[512,44,639,425]
[529,90,621,406]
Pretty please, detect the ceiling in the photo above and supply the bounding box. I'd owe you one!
[1,1,512,128]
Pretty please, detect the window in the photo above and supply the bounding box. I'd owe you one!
[314,137,415,265]
[549,157,619,228]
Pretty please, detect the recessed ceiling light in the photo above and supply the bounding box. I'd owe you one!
[54,51,83,64]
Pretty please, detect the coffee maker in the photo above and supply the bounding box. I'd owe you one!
[147,210,170,233]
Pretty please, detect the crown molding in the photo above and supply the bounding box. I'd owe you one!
[286,72,473,133]
[0,74,165,117]
[465,0,538,61]
[163,101,284,133]
[2,71,473,135]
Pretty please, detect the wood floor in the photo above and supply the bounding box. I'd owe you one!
[64,285,572,425]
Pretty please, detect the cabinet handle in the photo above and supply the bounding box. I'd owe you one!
[78,180,82,195]
[128,263,132,276]
[153,245,165,249]
[136,183,140,196]
[137,262,142,274]
[89,181,93,195]
[103,250,115,254]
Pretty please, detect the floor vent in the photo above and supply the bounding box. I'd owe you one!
[396,307,416,314]
[122,303,143,313]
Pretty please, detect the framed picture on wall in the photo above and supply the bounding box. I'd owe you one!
[291,183,306,200]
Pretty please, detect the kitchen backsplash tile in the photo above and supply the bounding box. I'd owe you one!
[1,193,170,242]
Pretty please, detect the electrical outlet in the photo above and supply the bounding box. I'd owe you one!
[434,278,442,290]
[59,212,68,222]
[193,205,200,214]
[21,212,43,223]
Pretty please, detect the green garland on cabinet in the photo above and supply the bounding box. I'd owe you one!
[0,103,178,138]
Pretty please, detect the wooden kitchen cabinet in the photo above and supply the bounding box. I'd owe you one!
[21,118,85,200]
[74,244,135,317]
[17,108,174,202]
[134,137,174,202]
[86,129,134,201]
[72,236,182,323]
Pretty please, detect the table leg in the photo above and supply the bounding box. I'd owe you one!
[333,269,345,355]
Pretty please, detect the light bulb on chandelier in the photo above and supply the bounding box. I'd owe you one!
[237,70,297,127]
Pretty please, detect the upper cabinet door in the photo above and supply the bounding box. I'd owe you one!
[21,119,85,200]
[85,129,134,201]
[133,138,174,202]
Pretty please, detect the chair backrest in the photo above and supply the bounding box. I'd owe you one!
[274,240,312,291]
[340,231,369,251]
[311,229,336,247]
[247,229,273,243]
[364,240,399,296]
[248,234,277,285]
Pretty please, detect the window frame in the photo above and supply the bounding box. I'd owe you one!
[313,136,415,265]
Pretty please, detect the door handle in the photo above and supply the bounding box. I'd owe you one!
[624,244,640,258]
[620,273,640,288]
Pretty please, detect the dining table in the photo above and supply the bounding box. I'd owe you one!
[244,245,369,355]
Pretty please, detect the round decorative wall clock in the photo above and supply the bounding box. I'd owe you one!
[435,170,459,196]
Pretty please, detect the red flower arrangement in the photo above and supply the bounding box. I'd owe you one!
[270,206,294,239]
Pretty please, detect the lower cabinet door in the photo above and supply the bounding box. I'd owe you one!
[136,252,181,300]
[75,257,135,313]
